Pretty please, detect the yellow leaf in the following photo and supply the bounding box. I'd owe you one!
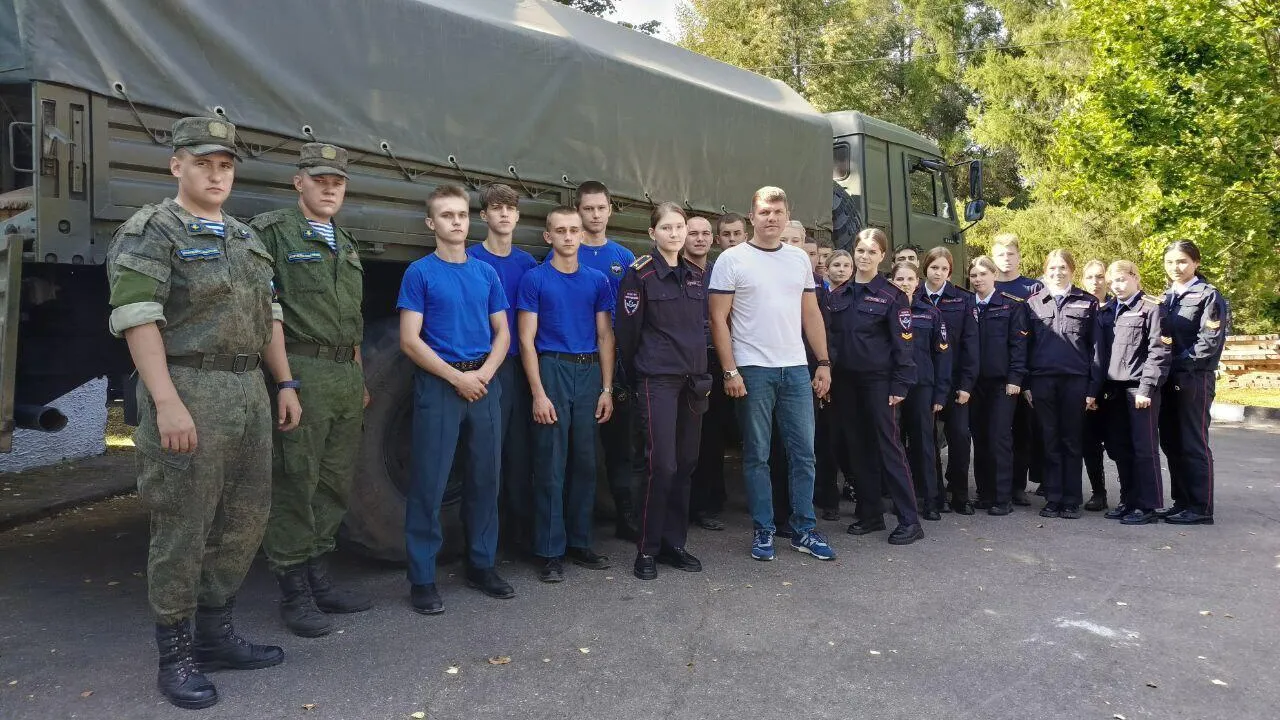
[487,656,511,665]
[80,690,93,698]
[578,648,590,654]
[302,704,317,711]
[781,581,792,586]
[411,713,426,719]
[445,666,459,675]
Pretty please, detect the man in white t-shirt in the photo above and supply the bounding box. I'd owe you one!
[708,186,836,562]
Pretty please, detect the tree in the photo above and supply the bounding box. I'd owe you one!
[553,0,661,35]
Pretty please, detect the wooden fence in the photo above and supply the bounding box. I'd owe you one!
[1221,335,1280,389]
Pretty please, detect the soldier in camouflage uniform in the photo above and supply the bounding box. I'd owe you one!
[252,143,372,637]
[106,117,301,710]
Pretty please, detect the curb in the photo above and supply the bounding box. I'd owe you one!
[1210,403,1280,428]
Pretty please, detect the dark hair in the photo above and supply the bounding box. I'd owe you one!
[896,244,922,254]
[649,202,687,229]
[816,237,835,250]
[923,246,953,272]
[545,205,581,231]
[575,180,611,205]
[715,212,746,234]
[1163,240,1201,264]
[480,183,520,209]
[426,184,469,215]
[856,228,889,255]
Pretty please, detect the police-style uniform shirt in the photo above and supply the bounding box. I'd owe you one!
[682,255,714,351]
[615,253,708,379]
[1099,291,1173,398]
[922,281,979,394]
[1026,286,1104,396]
[995,275,1044,300]
[1162,277,1230,373]
[251,207,363,348]
[909,295,953,407]
[975,290,1029,385]
[823,274,916,397]
[107,197,279,354]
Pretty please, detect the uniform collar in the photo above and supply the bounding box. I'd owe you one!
[163,197,248,238]
[650,250,680,279]
[857,273,890,295]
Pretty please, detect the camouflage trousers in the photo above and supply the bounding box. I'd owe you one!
[135,366,271,625]
[262,354,363,572]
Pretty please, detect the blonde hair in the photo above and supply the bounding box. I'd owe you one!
[991,232,1021,252]
[785,220,805,231]
[1107,259,1140,279]
[890,261,920,279]
[827,249,853,265]
[1045,248,1077,273]
[855,227,889,255]
[923,246,953,273]
[751,186,789,210]
[1082,259,1107,275]
[969,255,998,275]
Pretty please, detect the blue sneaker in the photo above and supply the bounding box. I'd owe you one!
[791,530,836,560]
[751,529,775,561]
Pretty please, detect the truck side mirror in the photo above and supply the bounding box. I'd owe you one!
[967,159,983,201]
[964,199,987,223]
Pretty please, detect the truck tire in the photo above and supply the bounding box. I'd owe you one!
[341,317,464,563]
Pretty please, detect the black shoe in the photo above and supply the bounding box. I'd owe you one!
[973,499,994,510]
[657,547,702,572]
[410,583,444,615]
[938,501,953,514]
[566,546,611,570]
[1039,502,1062,518]
[693,513,726,531]
[1164,508,1214,525]
[465,567,515,599]
[307,555,372,614]
[538,557,565,583]
[1084,493,1109,512]
[1104,503,1131,519]
[950,500,975,516]
[820,507,841,522]
[634,554,657,580]
[1154,504,1186,519]
[193,599,285,672]
[846,518,887,536]
[274,566,333,638]
[155,620,218,710]
[774,524,796,539]
[988,502,1012,516]
[1120,508,1159,525]
[1060,504,1082,519]
[1011,490,1031,507]
[887,524,924,545]
[922,508,941,522]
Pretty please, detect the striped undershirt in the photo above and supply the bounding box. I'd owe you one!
[197,218,226,237]
[308,220,337,253]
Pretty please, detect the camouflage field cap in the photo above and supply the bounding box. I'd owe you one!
[171,116,240,159]
[298,143,349,178]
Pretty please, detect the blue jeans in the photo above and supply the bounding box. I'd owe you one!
[405,370,502,585]
[735,365,817,534]
[532,355,602,557]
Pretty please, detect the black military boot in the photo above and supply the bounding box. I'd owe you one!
[155,620,218,709]
[193,598,285,671]
[307,555,373,614]
[275,566,334,637]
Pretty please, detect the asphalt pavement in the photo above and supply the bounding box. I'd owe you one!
[1,425,1278,720]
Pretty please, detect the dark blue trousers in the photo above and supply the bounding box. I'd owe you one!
[405,370,502,586]
[937,394,971,503]
[495,355,533,546]
[533,355,602,558]
[1104,383,1164,511]
[636,375,706,555]
[834,372,918,527]
[902,384,941,508]
[972,377,1016,504]
[1030,374,1089,506]
[1159,370,1216,514]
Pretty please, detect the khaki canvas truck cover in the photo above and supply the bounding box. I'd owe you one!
[0,0,833,227]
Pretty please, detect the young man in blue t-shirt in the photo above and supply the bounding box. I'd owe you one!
[516,206,616,583]
[574,180,642,542]
[466,183,539,552]
[396,184,513,615]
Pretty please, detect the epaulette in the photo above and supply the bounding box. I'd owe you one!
[631,255,652,271]
[1141,294,1161,305]
[248,208,294,231]
[115,204,161,237]
[1000,291,1025,303]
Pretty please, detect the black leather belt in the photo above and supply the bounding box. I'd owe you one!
[287,342,357,362]
[448,358,487,372]
[168,352,262,373]
[542,351,599,365]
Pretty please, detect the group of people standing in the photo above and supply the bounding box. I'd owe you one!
[105,117,1229,712]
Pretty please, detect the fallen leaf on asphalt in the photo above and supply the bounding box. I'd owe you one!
[1146,682,1158,688]
[1113,714,1127,719]
[1211,679,1228,687]
[869,650,881,655]
[411,713,426,719]
[1197,656,1207,660]
[80,690,93,697]
[107,581,120,587]
[1067,575,1076,579]
[1199,610,1212,616]
[983,548,992,552]
[542,658,550,663]
[302,704,316,711]
[782,581,792,586]
[1225,614,1235,619]
[1116,601,1128,606]
[828,641,835,646]
[605,576,614,581]
[445,665,459,675]
[1036,524,1044,528]
[579,648,590,654]
[1159,546,1172,550]
[7,680,16,686]
[133,572,143,578]
[744,584,753,588]
[487,656,511,665]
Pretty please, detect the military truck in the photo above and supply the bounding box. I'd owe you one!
[0,0,981,559]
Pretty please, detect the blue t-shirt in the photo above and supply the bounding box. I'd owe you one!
[467,243,539,356]
[995,275,1044,300]
[515,261,614,354]
[396,253,508,363]
[577,239,634,320]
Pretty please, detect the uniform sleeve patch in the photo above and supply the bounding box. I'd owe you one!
[900,332,913,341]
[623,290,640,316]
[897,309,913,330]
[1160,335,1173,345]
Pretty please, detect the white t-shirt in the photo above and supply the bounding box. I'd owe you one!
[708,241,815,368]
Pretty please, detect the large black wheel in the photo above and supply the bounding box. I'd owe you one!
[341,317,464,562]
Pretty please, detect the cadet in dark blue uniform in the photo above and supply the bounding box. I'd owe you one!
[920,246,979,514]
[1025,249,1103,520]
[967,256,1029,514]
[1158,240,1229,525]
[1098,260,1172,524]
[828,229,922,545]
[682,216,727,531]
[992,233,1044,505]
[889,261,952,522]
[616,203,713,580]
[1080,259,1113,511]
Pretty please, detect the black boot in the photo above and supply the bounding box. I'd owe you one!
[193,598,285,671]
[275,566,334,638]
[155,620,218,710]
[307,555,373,614]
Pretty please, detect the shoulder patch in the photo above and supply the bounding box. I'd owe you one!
[631,255,652,271]
[1000,291,1025,303]
[116,205,161,237]
[1141,294,1161,305]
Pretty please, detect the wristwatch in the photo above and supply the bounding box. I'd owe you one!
[816,359,831,367]
[277,380,301,391]
[722,369,740,380]
[601,386,613,395]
